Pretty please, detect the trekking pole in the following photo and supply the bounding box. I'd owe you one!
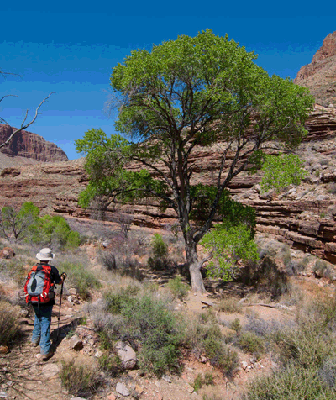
[57,273,66,341]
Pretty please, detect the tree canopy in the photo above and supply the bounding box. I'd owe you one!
[76,30,314,292]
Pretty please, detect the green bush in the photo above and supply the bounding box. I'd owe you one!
[98,352,122,376]
[238,332,266,360]
[60,360,99,396]
[166,276,189,300]
[0,301,21,345]
[101,291,182,377]
[151,233,168,259]
[148,233,168,270]
[27,212,81,249]
[59,261,101,299]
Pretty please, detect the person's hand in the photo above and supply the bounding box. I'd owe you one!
[60,272,67,282]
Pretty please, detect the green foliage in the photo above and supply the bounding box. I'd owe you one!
[30,214,81,249]
[60,360,99,396]
[151,233,168,259]
[98,352,122,375]
[0,202,39,240]
[238,332,266,360]
[230,318,242,333]
[166,276,190,300]
[261,153,307,193]
[201,222,259,280]
[59,261,101,299]
[102,291,182,377]
[0,201,81,249]
[76,30,314,291]
[148,233,168,271]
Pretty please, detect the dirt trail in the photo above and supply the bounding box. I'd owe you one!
[0,302,78,400]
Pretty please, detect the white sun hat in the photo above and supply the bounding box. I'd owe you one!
[36,248,55,261]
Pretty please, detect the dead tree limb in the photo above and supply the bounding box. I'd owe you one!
[0,92,54,149]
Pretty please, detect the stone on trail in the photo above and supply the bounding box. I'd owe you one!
[42,363,60,378]
[116,381,130,397]
[115,340,137,369]
[70,335,83,350]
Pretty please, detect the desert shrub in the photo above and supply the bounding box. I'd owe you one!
[230,318,242,333]
[193,372,214,392]
[101,251,116,271]
[217,297,243,313]
[238,332,266,360]
[98,352,122,376]
[59,261,101,299]
[0,301,21,345]
[313,259,334,280]
[100,291,182,377]
[166,276,189,300]
[60,360,99,396]
[0,258,26,286]
[148,233,168,270]
[246,364,335,400]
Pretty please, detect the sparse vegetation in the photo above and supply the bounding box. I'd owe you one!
[59,360,100,396]
[59,261,101,299]
[0,301,21,345]
[217,297,243,313]
[166,276,189,300]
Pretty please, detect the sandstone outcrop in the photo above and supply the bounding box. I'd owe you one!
[0,124,68,163]
[295,31,336,107]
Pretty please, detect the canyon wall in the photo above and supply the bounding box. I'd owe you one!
[0,106,335,263]
[0,125,68,163]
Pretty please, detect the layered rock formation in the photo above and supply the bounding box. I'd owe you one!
[0,124,68,163]
[0,106,335,263]
[295,31,336,107]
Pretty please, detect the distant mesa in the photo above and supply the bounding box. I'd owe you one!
[0,124,68,163]
[294,31,336,108]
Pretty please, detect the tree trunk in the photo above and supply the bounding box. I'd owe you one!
[186,239,206,294]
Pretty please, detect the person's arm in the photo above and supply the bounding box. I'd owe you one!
[50,266,62,284]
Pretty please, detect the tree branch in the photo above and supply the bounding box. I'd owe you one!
[0,92,54,149]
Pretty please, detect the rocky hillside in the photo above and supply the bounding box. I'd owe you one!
[294,31,336,107]
[0,124,68,163]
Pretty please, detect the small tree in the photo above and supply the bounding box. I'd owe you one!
[0,202,39,241]
[76,30,314,292]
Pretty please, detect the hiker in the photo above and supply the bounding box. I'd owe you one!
[24,248,65,360]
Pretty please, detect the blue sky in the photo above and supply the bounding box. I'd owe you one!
[1,1,336,160]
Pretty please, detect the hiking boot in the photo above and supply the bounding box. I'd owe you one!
[42,351,54,361]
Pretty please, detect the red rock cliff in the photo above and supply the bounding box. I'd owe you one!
[295,31,336,107]
[0,124,68,162]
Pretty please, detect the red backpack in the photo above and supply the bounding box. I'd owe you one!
[24,264,55,304]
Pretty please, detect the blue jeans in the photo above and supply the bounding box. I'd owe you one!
[31,305,53,355]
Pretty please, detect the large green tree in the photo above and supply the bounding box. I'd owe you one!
[76,30,314,292]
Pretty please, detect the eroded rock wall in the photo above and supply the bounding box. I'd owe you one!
[0,124,68,163]
[0,107,335,263]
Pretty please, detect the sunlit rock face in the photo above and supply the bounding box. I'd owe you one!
[0,124,68,162]
[295,31,336,108]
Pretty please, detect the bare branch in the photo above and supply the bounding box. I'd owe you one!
[0,92,54,149]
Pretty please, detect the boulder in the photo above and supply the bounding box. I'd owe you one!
[115,341,137,370]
